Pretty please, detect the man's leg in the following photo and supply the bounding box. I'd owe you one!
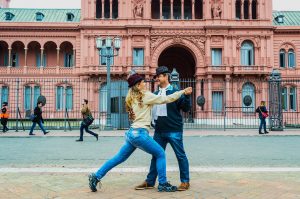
[29,122,37,135]
[37,121,47,134]
[167,132,190,184]
[145,132,167,186]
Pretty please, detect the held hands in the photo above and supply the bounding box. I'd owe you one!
[184,87,193,95]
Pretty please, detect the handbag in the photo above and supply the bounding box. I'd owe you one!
[30,114,37,121]
[83,114,94,126]
[259,107,269,118]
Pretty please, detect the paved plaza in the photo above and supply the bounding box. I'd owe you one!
[1,130,300,198]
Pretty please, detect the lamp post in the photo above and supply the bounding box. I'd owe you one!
[96,37,121,130]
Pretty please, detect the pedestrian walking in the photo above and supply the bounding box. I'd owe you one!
[135,66,191,191]
[256,100,269,134]
[76,99,98,142]
[0,102,9,133]
[29,102,49,135]
[88,72,193,192]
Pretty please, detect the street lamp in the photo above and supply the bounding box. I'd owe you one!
[96,36,121,130]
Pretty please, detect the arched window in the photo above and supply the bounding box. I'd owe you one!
[288,49,296,68]
[279,49,286,68]
[162,0,170,19]
[96,0,102,19]
[173,0,181,19]
[289,87,297,111]
[235,0,241,19]
[195,0,203,19]
[151,0,160,19]
[282,86,297,111]
[244,0,249,19]
[104,0,110,18]
[112,0,118,19]
[24,85,41,111]
[252,0,257,19]
[242,82,255,112]
[184,0,192,19]
[241,41,254,66]
[56,86,73,111]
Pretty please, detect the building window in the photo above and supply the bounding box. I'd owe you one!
[173,0,181,19]
[288,49,295,68]
[64,53,74,67]
[104,0,110,18]
[36,12,44,21]
[3,52,9,66]
[184,0,192,19]
[195,0,203,19]
[212,91,223,112]
[275,15,285,24]
[36,52,47,67]
[56,86,73,111]
[279,49,286,68]
[252,0,257,19]
[162,0,171,19]
[235,0,241,19]
[5,12,14,21]
[66,13,74,21]
[11,53,19,67]
[290,87,297,111]
[241,41,254,66]
[243,0,249,19]
[0,86,9,105]
[100,48,114,65]
[242,82,255,112]
[133,48,144,66]
[96,0,102,18]
[112,0,118,19]
[24,86,40,111]
[282,87,287,111]
[211,49,222,66]
[151,0,160,19]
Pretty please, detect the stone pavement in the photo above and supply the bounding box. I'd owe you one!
[1,129,300,137]
[1,172,300,199]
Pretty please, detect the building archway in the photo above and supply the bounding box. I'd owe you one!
[158,45,196,79]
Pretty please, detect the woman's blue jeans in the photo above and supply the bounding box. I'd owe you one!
[95,128,167,184]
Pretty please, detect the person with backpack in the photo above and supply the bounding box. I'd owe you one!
[76,99,98,142]
[0,102,9,133]
[29,102,50,135]
[88,72,192,192]
[256,100,269,134]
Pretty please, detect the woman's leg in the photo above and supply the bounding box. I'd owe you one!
[95,140,136,180]
[29,122,37,134]
[37,121,47,134]
[259,118,263,132]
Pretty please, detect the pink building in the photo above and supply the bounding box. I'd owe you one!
[0,0,299,129]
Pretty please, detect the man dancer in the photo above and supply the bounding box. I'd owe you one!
[135,66,191,191]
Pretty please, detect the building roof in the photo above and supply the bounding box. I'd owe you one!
[0,8,80,23]
[273,11,300,26]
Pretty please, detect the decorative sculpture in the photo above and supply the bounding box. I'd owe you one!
[211,0,222,19]
[133,0,144,18]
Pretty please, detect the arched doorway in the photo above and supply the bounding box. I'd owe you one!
[158,46,196,79]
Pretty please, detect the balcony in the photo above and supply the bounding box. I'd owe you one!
[81,65,150,75]
[233,65,271,75]
[0,66,76,76]
[205,65,232,75]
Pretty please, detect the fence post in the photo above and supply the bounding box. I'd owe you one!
[15,78,20,132]
[224,107,226,131]
[64,83,67,132]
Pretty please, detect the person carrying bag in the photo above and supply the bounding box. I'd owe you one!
[256,100,269,134]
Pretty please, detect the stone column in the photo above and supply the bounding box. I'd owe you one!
[171,0,174,19]
[205,36,211,65]
[102,0,104,18]
[160,0,163,19]
[145,35,150,66]
[110,0,112,19]
[249,0,252,19]
[73,49,76,67]
[241,0,244,19]
[24,48,28,67]
[208,75,212,117]
[8,47,12,67]
[192,0,195,19]
[225,75,231,108]
[181,0,184,19]
[56,47,60,66]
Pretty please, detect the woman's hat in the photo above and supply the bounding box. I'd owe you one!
[127,73,144,88]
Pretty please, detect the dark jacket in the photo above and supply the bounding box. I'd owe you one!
[153,85,191,133]
[256,106,268,118]
[33,106,44,123]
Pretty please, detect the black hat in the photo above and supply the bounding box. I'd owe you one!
[2,102,8,106]
[154,66,170,78]
[127,73,144,88]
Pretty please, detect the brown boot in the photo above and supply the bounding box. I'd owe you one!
[135,181,154,190]
[177,182,190,191]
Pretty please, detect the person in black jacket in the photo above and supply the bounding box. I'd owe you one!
[29,102,49,136]
[0,102,9,133]
[256,100,269,134]
[135,66,192,191]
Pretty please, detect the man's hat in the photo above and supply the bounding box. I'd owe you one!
[154,66,170,78]
[127,73,144,88]
[2,102,8,106]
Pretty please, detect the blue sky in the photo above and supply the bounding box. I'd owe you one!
[9,0,300,11]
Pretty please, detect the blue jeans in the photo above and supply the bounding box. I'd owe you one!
[79,122,97,140]
[29,121,47,134]
[146,132,190,185]
[95,128,167,184]
[259,117,267,132]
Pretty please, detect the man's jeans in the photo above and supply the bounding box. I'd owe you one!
[146,132,190,185]
[79,122,97,139]
[259,117,267,132]
[95,128,168,184]
[29,121,47,134]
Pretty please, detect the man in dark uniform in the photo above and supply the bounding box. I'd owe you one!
[135,66,191,191]
[0,102,9,133]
